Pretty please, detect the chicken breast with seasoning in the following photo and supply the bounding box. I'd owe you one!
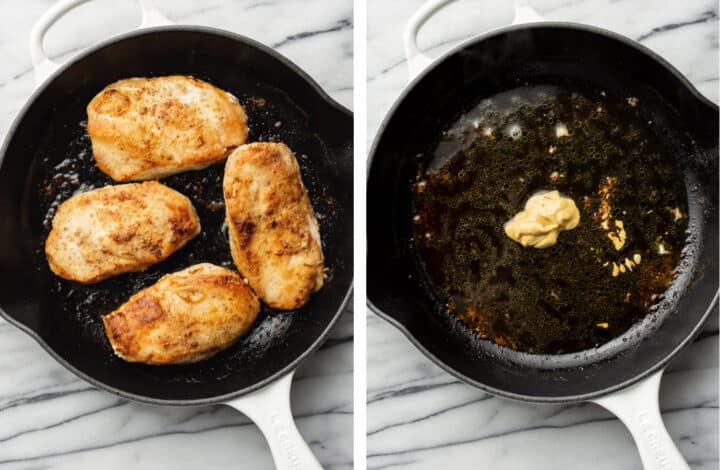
[45,181,200,284]
[224,142,324,310]
[87,76,248,181]
[103,263,260,365]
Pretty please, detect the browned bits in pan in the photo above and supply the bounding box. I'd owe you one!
[413,84,688,354]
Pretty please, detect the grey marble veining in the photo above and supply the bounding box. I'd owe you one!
[0,1,352,469]
[367,0,718,469]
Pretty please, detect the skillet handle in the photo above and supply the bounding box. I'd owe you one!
[403,0,543,79]
[29,0,172,87]
[225,371,323,470]
[591,370,690,470]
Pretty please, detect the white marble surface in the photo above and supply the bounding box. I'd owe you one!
[0,1,352,469]
[367,0,718,469]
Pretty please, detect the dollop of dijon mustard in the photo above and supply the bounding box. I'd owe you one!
[504,190,580,248]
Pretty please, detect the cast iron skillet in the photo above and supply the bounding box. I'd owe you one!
[367,1,717,468]
[0,2,351,469]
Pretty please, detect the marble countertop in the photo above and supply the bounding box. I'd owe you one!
[0,1,352,469]
[367,0,718,469]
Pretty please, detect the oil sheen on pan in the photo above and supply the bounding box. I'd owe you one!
[412,84,689,354]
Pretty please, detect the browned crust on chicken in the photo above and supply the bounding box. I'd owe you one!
[102,263,260,365]
[87,76,248,181]
[45,181,200,284]
[223,142,324,310]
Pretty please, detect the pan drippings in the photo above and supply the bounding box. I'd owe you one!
[413,85,688,354]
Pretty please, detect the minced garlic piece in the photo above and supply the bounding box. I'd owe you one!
[555,123,569,138]
[504,190,580,248]
[667,206,684,222]
[597,322,609,329]
[596,177,617,231]
[609,253,642,277]
[607,219,627,251]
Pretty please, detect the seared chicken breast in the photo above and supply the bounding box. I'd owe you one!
[87,76,248,181]
[45,181,200,284]
[103,263,260,365]
[223,142,324,310]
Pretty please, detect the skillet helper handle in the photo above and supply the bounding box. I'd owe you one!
[592,370,690,470]
[403,0,543,79]
[29,0,172,87]
[225,371,323,470]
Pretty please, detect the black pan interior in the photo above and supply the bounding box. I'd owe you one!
[367,24,718,401]
[0,28,353,403]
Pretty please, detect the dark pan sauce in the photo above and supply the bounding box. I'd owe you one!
[413,84,689,354]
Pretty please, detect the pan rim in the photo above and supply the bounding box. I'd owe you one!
[367,292,717,404]
[366,20,718,174]
[366,21,718,403]
[0,25,354,405]
[4,283,353,406]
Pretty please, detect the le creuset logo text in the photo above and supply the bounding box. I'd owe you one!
[269,410,302,469]
[637,411,669,469]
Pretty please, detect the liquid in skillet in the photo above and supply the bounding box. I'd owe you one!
[413,85,688,354]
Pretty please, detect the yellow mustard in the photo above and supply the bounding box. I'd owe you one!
[504,190,580,248]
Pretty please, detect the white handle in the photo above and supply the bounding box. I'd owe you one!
[30,0,173,87]
[403,0,544,79]
[226,371,323,470]
[592,370,690,470]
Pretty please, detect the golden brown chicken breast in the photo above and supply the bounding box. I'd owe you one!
[87,76,248,181]
[103,263,260,365]
[223,142,324,310]
[45,181,200,284]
